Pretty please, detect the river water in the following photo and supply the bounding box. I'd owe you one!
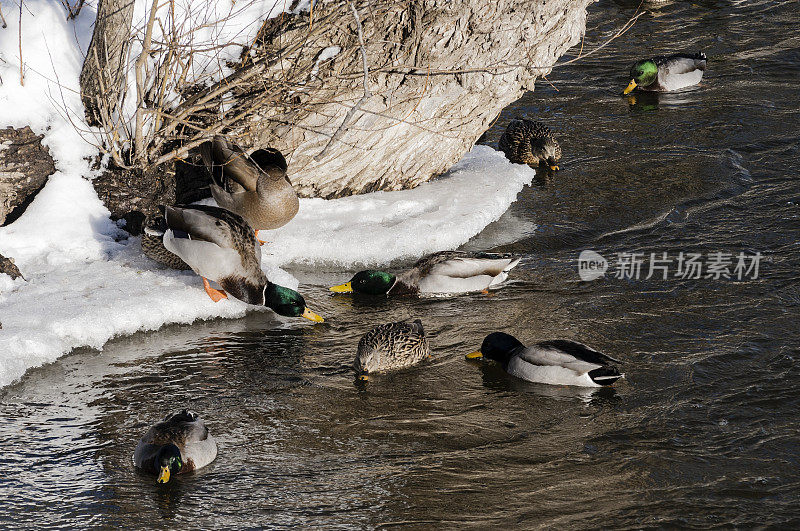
[2,0,799,527]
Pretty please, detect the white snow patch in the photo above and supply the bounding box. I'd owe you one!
[0,1,98,177]
[261,145,535,269]
[310,45,341,78]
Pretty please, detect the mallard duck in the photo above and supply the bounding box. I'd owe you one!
[623,53,707,94]
[133,410,217,484]
[354,319,430,380]
[162,204,323,321]
[466,332,623,387]
[199,136,299,241]
[498,119,561,170]
[329,251,521,295]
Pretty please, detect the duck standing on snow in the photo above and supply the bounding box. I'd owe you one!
[199,135,299,243]
[159,203,323,322]
[498,119,562,170]
[466,332,623,387]
[329,251,520,296]
[623,53,707,94]
[354,320,430,380]
[133,410,217,484]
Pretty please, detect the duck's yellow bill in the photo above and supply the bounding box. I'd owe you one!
[329,282,353,293]
[623,79,637,95]
[358,374,369,381]
[157,466,171,484]
[549,165,559,171]
[466,351,483,359]
[302,307,324,322]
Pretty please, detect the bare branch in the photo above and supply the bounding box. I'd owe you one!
[18,1,24,86]
[134,0,159,161]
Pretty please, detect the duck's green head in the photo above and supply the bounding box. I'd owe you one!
[466,332,525,366]
[329,270,396,295]
[264,283,324,322]
[624,59,658,94]
[155,444,183,484]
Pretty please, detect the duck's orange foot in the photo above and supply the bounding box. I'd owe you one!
[254,230,268,246]
[202,277,228,302]
[481,289,495,298]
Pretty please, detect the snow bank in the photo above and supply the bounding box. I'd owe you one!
[0,1,98,173]
[262,146,535,269]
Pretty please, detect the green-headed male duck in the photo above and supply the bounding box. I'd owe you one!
[624,53,707,94]
[330,251,520,296]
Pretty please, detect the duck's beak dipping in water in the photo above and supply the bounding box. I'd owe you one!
[623,79,637,94]
[302,308,325,322]
[329,282,353,293]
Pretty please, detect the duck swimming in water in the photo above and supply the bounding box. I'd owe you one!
[467,332,623,387]
[133,410,217,484]
[329,251,520,296]
[354,320,430,380]
[498,119,561,170]
[623,53,707,94]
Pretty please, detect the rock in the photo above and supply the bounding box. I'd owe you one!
[0,253,24,280]
[233,0,591,198]
[0,126,56,225]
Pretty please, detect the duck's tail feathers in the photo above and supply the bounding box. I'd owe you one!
[503,257,522,273]
[588,366,624,386]
[485,256,522,288]
[144,212,168,238]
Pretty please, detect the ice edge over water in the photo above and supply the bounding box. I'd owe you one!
[0,146,534,388]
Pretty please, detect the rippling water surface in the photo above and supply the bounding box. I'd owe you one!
[2,0,799,527]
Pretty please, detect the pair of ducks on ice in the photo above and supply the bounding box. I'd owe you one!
[137,53,707,482]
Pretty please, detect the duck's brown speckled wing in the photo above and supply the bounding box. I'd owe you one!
[199,136,260,193]
[355,319,430,373]
[498,119,556,165]
[164,204,259,269]
[141,214,191,270]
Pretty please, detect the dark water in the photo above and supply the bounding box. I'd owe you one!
[2,0,800,527]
